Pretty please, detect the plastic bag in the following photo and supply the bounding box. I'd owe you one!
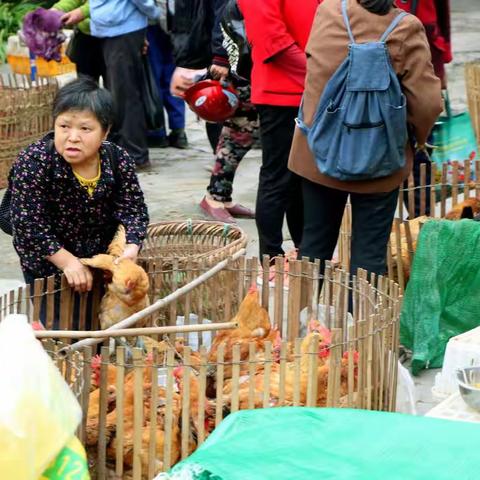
[0,314,82,480]
[396,361,417,415]
[400,220,480,375]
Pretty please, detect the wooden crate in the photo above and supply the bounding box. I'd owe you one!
[1,256,402,479]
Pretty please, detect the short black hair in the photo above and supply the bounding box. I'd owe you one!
[52,77,114,131]
[357,0,395,15]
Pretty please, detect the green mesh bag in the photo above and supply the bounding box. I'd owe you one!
[400,219,480,375]
[157,408,480,480]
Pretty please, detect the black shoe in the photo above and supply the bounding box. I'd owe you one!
[135,161,151,172]
[168,129,188,149]
[147,136,169,148]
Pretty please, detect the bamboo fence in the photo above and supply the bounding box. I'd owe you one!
[0,256,401,479]
[0,74,57,188]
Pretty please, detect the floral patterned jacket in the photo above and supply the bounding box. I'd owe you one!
[10,135,149,277]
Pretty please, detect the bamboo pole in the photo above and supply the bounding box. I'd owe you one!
[132,348,144,480]
[115,347,126,477]
[163,348,175,471]
[41,321,237,340]
[60,248,246,353]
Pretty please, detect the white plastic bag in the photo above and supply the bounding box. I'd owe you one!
[0,315,82,480]
[396,361,417,415]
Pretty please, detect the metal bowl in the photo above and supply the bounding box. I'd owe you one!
[456,367,480,411]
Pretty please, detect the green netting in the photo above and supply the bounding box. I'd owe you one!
[158,407,480,480]
[400,219,480,375]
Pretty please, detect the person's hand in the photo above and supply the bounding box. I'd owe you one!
[114,244,140,264]
[142,38,149,56]
[170,67,206,97]
[63,257,93,292]
[209,64,229,81]
[61,8,85,26]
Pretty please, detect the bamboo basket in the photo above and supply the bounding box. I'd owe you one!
[139,220,247,298]
[1,255,402,479]
[0,74,57,188]
[466,62,480,149]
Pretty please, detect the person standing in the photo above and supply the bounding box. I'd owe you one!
[51,0,105,82]
[89,0,161,167]
[288,0,442,277]
[237,0,319,262]
[146,24,188,149]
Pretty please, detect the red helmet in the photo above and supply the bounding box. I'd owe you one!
[184,80,239,122]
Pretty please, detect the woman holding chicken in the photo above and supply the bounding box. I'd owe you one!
[6,77,149,324]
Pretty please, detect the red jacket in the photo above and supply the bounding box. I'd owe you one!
[238,0,320,106]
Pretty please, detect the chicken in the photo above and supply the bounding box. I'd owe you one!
[207,286,273,381]
[80,225,150,331]
[389,216,428,283]
[444,197,480,220]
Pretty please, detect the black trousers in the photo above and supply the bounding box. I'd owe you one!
[300,179,399,276]
[102,29,149,165]
[66,30,105,81]
[255,105,303,259]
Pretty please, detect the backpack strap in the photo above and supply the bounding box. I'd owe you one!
[341,0,356,44]
[379,11,409,42]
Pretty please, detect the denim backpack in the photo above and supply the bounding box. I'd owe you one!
[296,0,409,181]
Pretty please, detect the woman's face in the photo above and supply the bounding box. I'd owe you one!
[54,109,108,167]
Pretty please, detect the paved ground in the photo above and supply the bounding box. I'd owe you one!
[1,0,479,415]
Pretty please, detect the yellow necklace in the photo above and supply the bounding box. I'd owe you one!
[73,163,101,197]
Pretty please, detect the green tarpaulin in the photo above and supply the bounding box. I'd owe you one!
[159,407,479,480]
[400,219,480,374]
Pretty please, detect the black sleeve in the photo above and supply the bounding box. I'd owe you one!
[170,0,215,69]
[211,0,229,65]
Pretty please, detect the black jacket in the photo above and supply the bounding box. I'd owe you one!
[170,0,228,69]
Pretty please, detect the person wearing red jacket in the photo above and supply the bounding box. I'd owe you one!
[237,0,320,264]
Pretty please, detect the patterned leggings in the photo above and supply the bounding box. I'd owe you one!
[207,113,259,203]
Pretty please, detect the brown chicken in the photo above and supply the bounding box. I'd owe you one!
[80,225,150,331]
[207,286,273,381]
[444,197,480,220]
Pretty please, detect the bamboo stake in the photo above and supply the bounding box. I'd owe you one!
[306,334,319,407]
[97,346,109,480]
[248,342,256,410]
[132,348,144,480]
[181,347,191,459]
[147,349,159,480]
[230,344,241,413]
[440,163,448,217]
[163,348,175,471]
[197,346,207,445]
[293,338,302,406]
[46,276,55,330]
[261,255,270,311]
[278,341,287,406]
[61,248,246,353]
[420,163,427,216]
[430,163,437,218]
[215,343,225,427]
[262,341,273,408]
[452,161,459,207]
[407,173,415,220]
[273,256,285,334]
[115,347,126,477]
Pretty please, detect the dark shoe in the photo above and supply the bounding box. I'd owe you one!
[147,136,169,148]
[200,197,236,223]
[169,129,189,149]
[226,203,255,219]
[135,161,151,172]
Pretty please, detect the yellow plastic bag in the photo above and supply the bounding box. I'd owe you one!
[0,314,82,480]
[40,436,89,480]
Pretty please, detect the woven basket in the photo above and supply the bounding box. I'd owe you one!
[139,220,247,264]
[0,75,57,188]
[466,62,480,149]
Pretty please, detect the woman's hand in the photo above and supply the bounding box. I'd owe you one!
[114,243,140,264]
[48,248,93,292]
[63,258,93,292]
[170,67,207,97]
[209,65,229,81]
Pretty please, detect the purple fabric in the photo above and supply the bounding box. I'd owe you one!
[22,8,65,62]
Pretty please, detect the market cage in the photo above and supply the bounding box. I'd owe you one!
[0,254,401,479]
[0,74,57,188]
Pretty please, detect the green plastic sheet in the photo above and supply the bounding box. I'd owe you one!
[161,407,479,480]
[400,219,480,374]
